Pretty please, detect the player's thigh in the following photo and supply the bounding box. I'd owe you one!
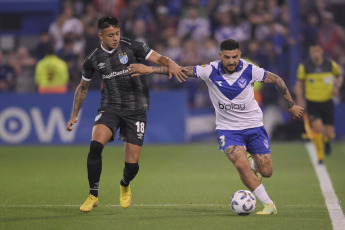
[119,112,146,162]
[124,142,142,163]
[224,145,247,165]
[310,118,324,133]
[92,124,113,145]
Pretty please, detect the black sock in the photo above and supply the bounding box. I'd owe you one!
[120,162,139,187]
[87,141,104,197]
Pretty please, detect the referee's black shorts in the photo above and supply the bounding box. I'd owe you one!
[306,99,334,125]
[94,109,147,146]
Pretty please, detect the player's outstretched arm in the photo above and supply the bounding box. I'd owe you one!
[128,64,196,78]
[66,79,90,132]
[264,72,304,119]
[146,51,187,82]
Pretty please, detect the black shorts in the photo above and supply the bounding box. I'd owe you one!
[306,100,334,125]
[94,109,147,146]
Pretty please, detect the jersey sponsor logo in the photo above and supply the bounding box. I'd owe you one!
[98,63,105,69]
[238,77,247,89]
[102,69,129,79]
[119,52,128,64]
[218,101,245,111]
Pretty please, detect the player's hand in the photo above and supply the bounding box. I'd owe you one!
[289,105,304,119]
[66,115,78,132]
[333,87,340,96]
[128,64,151,77]
[168,61,187,83]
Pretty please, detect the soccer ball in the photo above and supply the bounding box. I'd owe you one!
[230,190,256,215]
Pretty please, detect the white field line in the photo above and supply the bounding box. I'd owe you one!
[0,204,326,208]
[305,142,345,230]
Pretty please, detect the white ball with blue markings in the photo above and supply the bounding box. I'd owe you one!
[230,190,256,215]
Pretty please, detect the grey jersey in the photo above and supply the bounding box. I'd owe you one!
[82,37,152,114]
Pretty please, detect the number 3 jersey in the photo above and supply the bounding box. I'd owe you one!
[82,37,153,114]
[193,59,267,130]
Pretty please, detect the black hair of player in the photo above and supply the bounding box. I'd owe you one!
[98,16,120,30]
[308,40,322,49]
[220,39,240,51]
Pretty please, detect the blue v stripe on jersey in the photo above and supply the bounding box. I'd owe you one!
[209,63,253,101]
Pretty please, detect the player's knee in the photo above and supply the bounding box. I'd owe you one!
[88,140,104,160]
[260,168,273,178]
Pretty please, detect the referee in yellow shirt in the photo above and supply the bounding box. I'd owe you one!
[295,41,343,163]
[35,47,69,94]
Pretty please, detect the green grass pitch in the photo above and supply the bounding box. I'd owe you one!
[0,143,344,230]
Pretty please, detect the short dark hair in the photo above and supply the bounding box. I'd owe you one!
[220,39,239,51]
[309,40,321,48]
[98,16,120,30]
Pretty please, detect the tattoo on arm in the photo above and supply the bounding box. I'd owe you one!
[181,66,195,77]
[151,66,169,74]
[72,81,89,116]
[264,72,295,109]
[157,56,171,67]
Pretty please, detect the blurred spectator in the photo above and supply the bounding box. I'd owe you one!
[200,38,219,62]
[84,21,99,57]
[0,51,14,91]
[165,37,182,63]
[214,9,250,45]
[120,0,153,37]
[12,47,36,93]
[93,0,125,18]
[82,2,100,28]
[49,14,66,51]
[131,19,151,46]
[56,37,79,90]
[35,46,69,94]
[318,11,345,59]
[35,30,53,61]
[61,3,84,54]
[177,6,210,41]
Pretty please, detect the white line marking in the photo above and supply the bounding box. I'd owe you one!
[0,204,224,208]
[305,142,345,230]
[0,204,327,208]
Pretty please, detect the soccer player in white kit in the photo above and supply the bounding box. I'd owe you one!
[128,39,304,215]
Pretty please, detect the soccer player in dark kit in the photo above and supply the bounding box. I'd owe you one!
[66,16,186,212]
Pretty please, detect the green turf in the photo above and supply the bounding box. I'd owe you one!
[0,143,343,230]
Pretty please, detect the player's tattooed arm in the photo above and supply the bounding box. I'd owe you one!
[264,72,304,118]
[66,79,90,131]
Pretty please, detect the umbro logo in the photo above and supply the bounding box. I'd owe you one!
[98,63,106,69]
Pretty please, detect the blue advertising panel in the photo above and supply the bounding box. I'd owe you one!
[0,91,187,145]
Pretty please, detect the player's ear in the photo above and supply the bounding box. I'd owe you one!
[218,52,222,59]
[97,32,102,40]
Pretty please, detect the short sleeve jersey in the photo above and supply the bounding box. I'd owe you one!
[297,58,340,102]
[193,59,267,130]
[82,37,153,114]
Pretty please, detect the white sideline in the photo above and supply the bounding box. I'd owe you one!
[0,204,327,208]
[305,142,345,230]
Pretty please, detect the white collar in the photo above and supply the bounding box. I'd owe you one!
[101,43,116,53]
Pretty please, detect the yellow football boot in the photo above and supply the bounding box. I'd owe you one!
[80,194,98,212]
[256,203,277,215]
[120,185,132,208]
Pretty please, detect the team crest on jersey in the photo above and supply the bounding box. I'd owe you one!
[238,77,247,89]
[98,63,105,69]
[119,53,128,64]
[263,139,269,149]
